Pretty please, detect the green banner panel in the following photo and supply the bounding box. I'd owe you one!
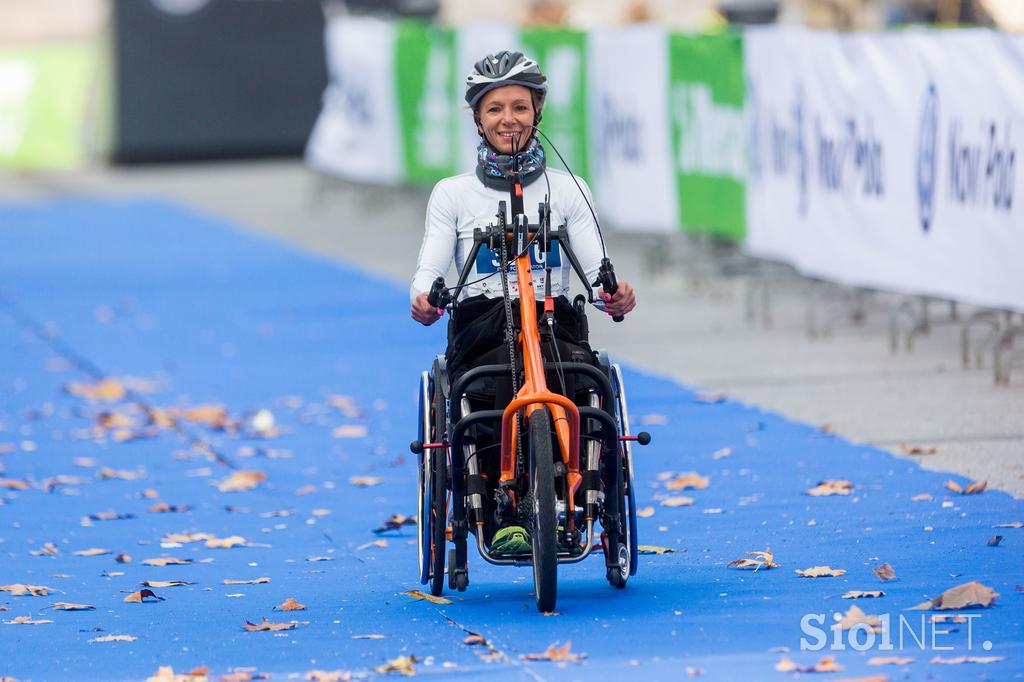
[520,28,589,181]
[0,42,101,169]
[668,33,746,240]
[394,20,458,183]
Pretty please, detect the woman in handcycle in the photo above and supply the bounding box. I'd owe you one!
[410,51,636,556]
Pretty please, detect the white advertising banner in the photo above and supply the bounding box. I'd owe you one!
[305,16,401,184]
[746,28,1024,311]
[586,25,679,232]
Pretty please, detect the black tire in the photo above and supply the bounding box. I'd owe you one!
[604,438,629,590]
[429,381,447,597]
[529,409,558,613]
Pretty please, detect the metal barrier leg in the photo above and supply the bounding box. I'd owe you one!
[994,322,1024,385]
[960,309,1001,369]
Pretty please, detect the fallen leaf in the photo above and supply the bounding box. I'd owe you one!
[140,581,193,588]
[727,548,778,571]
[638,545,675,555]
[180,405,230,428]
[223,577,270,585]
[5,616,54,625]
[30,543,59,557]
[219,672,271,682]
[911,494,933,502]
[115,554,132,564]
[305,671,352,682]
[90,634,137,642]
[87,511,136,522]
[0,478,30,490]
[74,548,112,557]
[142,557,192,567]
[98,467,145,480]
[843,591,885,599]
[294,484,316,496]
[149,503,191,513]
[944,479,987,495]
[372,514,416,534]
[796,566,847,578]
[839,604,883,632]
[374,655,418,676]
[205,536,247,549]
[65,378,126,402]
[660,496,694,507]
[218,471,267,493]
[521,641,585,664]
[332,425,368,439]
[124,589,165,603]
[348,476,382,487]
[874,563,897,582]
[357,539,388,550]
[351,634,385,640]
[900,443,937,455]
[636,506,655,518]
[665,472,709,491]
[930,655,1004,664]
[0,584,55,597]
[312,508,331,517]
[243,617,298,632]
[868,657,913,665]
[307,556,334,562]
[908,581,999,610]
[145,665,210,681]
[994,522,1022,528]
[712,447,733,460]
[53,602,95,611]
[162,532,214,544]
[275,598,306,611]
[401,589,451,605]
[775,656,844,673]
[805,480,853,496]
[464,634,486,645]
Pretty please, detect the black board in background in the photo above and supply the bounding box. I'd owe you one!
[112,0,328,163]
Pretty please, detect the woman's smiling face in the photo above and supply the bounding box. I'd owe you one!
[477,84,537,154]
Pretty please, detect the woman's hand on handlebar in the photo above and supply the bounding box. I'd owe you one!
[599,280,636,318]
[412,291,445,326]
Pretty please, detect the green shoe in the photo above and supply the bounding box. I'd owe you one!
[490,525,531,555]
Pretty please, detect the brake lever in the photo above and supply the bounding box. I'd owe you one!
[593,258,624,322]
[427,276,452,310]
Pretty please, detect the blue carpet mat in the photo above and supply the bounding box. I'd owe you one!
[0,198,1020,681]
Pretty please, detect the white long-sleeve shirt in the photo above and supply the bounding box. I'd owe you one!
[410,169,605,303]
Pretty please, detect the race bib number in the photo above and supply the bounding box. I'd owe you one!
[475,241,562,274]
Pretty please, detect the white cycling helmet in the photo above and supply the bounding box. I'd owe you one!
[465,51,547,108]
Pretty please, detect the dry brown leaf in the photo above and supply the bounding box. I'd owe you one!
[521,641,585,664]
[930,655,1004,664]
[223,577,270,585]
[357,539,388,550]
[0,584,54,597]
[124,589,164,603]
[796,566,847,578]
[205,536,247,549]
[141,581,192,588]
[660,496,695,507]
[994,522,1023,528]
[401,589,452,605]
[162,532,214,544]
[74,548,112,557]
[372,514,416,534]
[307,556,334,562]
[304,671,352,682]
[145,666,210,681]
[463,634,486,645]
[116,554,132,564]
[727,548,778,571]
[348,476,382,487]
[66,378,126,402]
[87,511,136,522]
[911,494,933,502]
[805,480,853,496]
[295,485,316,495]
[142,557,192,567]
[351,634,385,640]
[839,604,883,632]
[149,503,191,513]
[332,425,368,439]
[874,563,897,582]
[90,634,137,642]
[944,479,987,495]
[900,443,938,455]
[638,545,675,555]
[0,478,30,490]
[275,598,306,611]
[908,581,999,611]
[775,656,844,673]
[665,472,709,491]
[180,405,229,428]
[98,468,145,481]
[53,602,95,611]
[373,655,418,676]
[868,657,913,665]
[327,394,361,417]
[30,543,58,557]
[219,672,271,682]
[843,591,885,599]
[636,506,655,518]
[5,616,54,625]
[243,617,298,632]
[218,471,267,493]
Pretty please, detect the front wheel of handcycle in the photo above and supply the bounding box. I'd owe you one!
[529,409,558,613]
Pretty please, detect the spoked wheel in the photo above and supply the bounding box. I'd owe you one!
[428,376,448,597]
[528,409,558,612]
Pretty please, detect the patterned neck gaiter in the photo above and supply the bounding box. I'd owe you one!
[476,136,546,190]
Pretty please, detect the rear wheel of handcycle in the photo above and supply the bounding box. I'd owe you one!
[529,409,558,613]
